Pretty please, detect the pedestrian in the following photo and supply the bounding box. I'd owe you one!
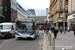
[53,27,58,39]
[73,27,75,35]
[63,27,66,34]
[47,25,49,32]
[44,23,47,33]
[60,27,63,34]
[44,25,46,33]
[56,27,59,30]
[67,27,70,32]
[51,27,55,33]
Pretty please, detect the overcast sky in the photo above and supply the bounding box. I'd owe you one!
[17,0,50,15]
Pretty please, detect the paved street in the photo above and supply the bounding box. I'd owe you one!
[0,30,44,50]
[55,31,75,50]
[43,31,75,50]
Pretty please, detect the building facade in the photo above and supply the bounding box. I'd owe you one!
[0,0,17,22]
[10,0,17,22]
[50,0,68,27]
[46,8,50,23]
[17,3,27,19]
[68,0,75,28]
[0,0,5,22]
[25,9,35,16]
[28,16,46,23]
[0,0,2,16]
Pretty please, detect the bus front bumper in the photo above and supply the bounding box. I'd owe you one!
[15,34,35,38]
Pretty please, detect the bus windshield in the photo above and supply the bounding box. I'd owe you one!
[16,22,33,32]
[0,25,11,30]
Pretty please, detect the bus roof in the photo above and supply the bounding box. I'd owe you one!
[15,18,35,22]
[16,18,35,20]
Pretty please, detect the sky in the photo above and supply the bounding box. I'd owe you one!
[17,0,50,16]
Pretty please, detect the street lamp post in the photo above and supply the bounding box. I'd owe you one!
[46,8,48,22]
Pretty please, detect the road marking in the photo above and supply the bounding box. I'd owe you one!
[55,44,58,46]
[3,40,9,43]
[3,38,14,43]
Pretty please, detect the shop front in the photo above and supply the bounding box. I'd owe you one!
[68,14,75,29]
[53,19,67,28]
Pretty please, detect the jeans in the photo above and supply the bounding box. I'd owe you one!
[64,30,66,34]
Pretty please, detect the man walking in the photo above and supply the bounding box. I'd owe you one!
[60,27,63,34]
[73,27,75,35]
[53,27,58,39]
[63,27,66,34]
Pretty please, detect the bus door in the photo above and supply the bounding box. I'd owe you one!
[33,22,38,35]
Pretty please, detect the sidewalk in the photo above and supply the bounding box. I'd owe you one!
[43,31,52,50]
[43,31,75,50]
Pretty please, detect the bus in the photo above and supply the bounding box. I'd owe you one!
[15,18,38,39]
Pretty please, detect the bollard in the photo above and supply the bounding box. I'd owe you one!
[46,30,47,35]
[48,32,50,41]
[50,33,51,45]
[46,30,48,35]
[61,48,66,50]
[52,36,55,50]
[48,32,51,45]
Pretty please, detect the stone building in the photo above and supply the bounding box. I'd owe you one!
[50,0,68,27]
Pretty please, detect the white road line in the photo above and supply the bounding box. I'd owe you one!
[3,38,14,43]
[3,40,9,43]
[10,38,15,41]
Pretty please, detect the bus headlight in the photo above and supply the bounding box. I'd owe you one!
[30,33,34,35]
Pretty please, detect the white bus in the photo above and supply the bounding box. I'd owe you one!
[15,18,38,39]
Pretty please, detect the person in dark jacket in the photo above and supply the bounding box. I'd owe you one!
[44,24,47,33]
[73,27,75,35]
[51,27,55,33]
[53,27,58,39]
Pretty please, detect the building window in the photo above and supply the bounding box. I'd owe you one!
[60,13,62,18]
[66,0,68,2]
[60,5,63,10]
[66,5,68,9]
[60,0,63,2]
[66,13,68,18]
[0,6,2,9]
[12,0,13,5]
